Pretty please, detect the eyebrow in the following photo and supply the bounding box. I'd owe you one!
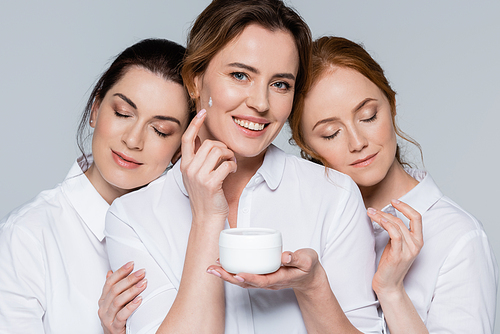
[114,93,137,109]
[312,98,377,131]
[114,93,181,126]
[228,62,296,81]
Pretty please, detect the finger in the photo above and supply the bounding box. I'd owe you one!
[367,208,411,239]
[181,109,206,164]
[367,208,405,251]
[112,295,143,330]
[182,139,230,176]
[391,199,423,241]
[100,262,134,301]
[281,249,318,272]
[100,268,146,317]
[108,278,148,318]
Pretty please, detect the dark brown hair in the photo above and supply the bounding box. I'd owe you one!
[77,38,191,167]
[289,36,422,167]
[182,0,312,119]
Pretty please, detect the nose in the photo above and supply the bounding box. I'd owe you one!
[246,83,270,113]
[347,128,368,152]
[122,123,144,150]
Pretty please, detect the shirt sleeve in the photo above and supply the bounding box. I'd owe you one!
[0,222,46,334]
[105,204,178,334]
[321,179,382,333]
[426,229,498,333]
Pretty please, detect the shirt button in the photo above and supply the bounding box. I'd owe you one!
[242,208,249,214]
[254,176,262,184]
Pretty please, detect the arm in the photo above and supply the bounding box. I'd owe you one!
[0,223,46,333]
[367,200,427,334]
[426,228,497,333]
[157,109,235,333]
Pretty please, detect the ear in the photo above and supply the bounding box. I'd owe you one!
[192,74,202,99]
[89,100,100,128]
[171,146,182,165]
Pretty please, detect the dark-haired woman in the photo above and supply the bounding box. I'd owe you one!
[0,38,191,333]
[292,36,498,333]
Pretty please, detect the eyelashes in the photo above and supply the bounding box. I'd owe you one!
[362,111,378,123]
[230,72,292,92]
[115,110,171,138]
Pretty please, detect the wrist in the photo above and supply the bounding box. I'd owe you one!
[293,263,328,296]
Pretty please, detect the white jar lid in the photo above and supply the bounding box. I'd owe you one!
[219,228,282,249]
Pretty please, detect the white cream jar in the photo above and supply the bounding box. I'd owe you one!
[219,228,282,274]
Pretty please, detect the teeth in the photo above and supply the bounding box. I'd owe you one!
[234,118,265,131]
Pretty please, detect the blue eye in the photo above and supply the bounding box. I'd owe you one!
[272,81,291,91]
[231,72,248,81]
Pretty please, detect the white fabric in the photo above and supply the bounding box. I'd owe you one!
[0,159,110,334]
[375,168,498,334]
[105,145,382,334]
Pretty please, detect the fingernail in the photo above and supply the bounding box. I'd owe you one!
[391,199,400,205]
[123,261,134,270]
[133,296,142,304]
[207,269,221,278]
[197,109,206,118]
[234,275,244,283]
[134,269,146,277]
[215,258,220,265]
[367,208,376,215]
[286,255,292,264]
[136,279,147,288]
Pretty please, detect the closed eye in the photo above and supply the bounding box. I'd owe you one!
[362,112,377,123]
[115,111,130,118]
[153,127,169,138]
[323,130,340,140]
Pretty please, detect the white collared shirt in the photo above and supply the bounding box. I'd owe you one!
[375,168,498,333]
[105,145,382,334]
[0,159,110,333]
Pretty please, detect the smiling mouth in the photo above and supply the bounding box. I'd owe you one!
[351,153,377,167]
[113,150,143,165]
[233,117,267,131]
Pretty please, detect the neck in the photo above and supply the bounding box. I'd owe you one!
[84,163,130,205]
[359,159,418,210]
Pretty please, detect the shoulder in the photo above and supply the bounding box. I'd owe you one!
[1,184,66,234]
[283,153,359,194]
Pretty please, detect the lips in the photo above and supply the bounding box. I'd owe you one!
[351,153,377,167]
[112,150,143,169]
[233,117,268,131]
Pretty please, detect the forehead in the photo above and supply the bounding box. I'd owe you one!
[307,67,383,109]
[208,24,299,75]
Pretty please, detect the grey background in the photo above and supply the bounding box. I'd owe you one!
[1,0,499,330]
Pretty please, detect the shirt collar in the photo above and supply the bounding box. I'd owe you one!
[380,168,443,227]
[173,144,286,196]
[62,158,109,241]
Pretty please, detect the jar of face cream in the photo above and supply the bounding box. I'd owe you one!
[219,228,282,274]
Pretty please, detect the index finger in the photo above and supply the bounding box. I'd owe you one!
[391,199,423,238]
[181,109,206,163]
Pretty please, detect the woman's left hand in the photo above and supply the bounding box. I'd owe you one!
[367,199,423,296]
[206,248,325,292]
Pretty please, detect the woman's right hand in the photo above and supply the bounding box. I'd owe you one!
[367,199,423,297]
[98,262,147,334]
[180,109,237,224]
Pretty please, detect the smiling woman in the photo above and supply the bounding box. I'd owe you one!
[104,1,381,333]
[0,38,191,333]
